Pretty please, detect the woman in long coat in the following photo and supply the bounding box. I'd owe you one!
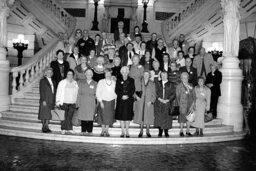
[134,71,156,138]
[115,66,135,138]
[154,71,176,137]
[77,69,97,135]
[176,72,196,137]
[38,67,56,133]
[191,77,211,136]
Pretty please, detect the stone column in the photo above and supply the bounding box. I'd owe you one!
[217,0,243,132]
[0,0,11,112]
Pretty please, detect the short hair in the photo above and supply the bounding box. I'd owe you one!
[120,66,130,74]
[44,67,53,76]
[178,50,184,56]
[145,50,151,55]
[56,49,64,56]
[67,69,75,76]
[104,68,112,74]
[126,42,134,47]
[95,34,101,38]
[135,33,142,39]
[181,72,189,78]
[140,41,146,47]
[188,46,195,52]
[197,76,205,82]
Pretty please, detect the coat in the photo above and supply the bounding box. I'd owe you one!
[115,77,135,121]
[77,80,97,121]
[205,69,222,97]
[133,80,156,125]
[38,77,56,120]
[191,86,211,128]
[154,81,176,129]
[176,82,196,123]
[66,53,81,70]
[77,37,95,57]
[50,60,70,85]
[193,53,214,77]
[179,66,198,87]
[129,65,144,92]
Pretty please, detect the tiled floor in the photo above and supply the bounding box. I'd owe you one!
[0,135,256,171]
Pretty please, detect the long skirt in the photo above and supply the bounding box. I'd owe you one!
[98,100,116,125]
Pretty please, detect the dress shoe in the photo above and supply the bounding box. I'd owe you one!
[146,132,151,138]
[158,133,163,137]
[165,133,169,138]
[199,129,204,137]
[46,128,52,133]
[138,132,143,138]
[180,132,184,137]
[120,134,124,138]
[126,135,130,138]
[194,128,199,136]
[100,132,104,137]
[42,128,47,133]
[105,132,110,137]
[186,132,192,137]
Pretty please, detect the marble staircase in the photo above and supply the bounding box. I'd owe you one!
[0,81,246,145]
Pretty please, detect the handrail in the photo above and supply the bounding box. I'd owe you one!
[11,38,59,74]
[10,0,77,100]
[161,0,210,46]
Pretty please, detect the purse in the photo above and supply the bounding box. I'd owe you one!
[186,109,195,122]
[204,111,213,123]
[72,110,81,126]
[51,107,65,121]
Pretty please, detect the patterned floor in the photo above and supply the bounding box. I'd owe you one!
[0,135,256,171]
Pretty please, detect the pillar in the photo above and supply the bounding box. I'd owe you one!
[0,0,11,112]
[217,0,243,132]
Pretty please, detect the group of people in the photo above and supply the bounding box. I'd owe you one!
[38,21,222,138]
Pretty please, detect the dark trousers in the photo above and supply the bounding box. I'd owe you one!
[61,103,76,130]
[210,95,219,117]
[81,121,93,133]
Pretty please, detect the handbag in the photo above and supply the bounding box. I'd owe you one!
[186,109,195,122]
[72,110,81,126]
[51,107,65,121]
[170,106,180,116]
[204,111,213,123]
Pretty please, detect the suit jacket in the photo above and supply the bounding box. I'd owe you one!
[95,39,103,56]
[50,60,70,85]
[206,69,222,96]
[119,48,136,66]
[179,66,198,86]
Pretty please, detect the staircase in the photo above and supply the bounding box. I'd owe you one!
[0,81,245,144]
[161,0,256,45]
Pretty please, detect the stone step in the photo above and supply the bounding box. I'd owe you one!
[1,111,223,127]
[10,104,39,113]
[0,118,232,136]
[22,93,40,100]
[0,125,246,145]
[13,100,39,107]
[31,87,39,93]
[14,98,39,104]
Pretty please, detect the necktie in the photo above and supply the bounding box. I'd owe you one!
[129,52,132,59]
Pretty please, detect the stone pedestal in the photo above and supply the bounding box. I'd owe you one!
[217,57,243,132]
[0,46,10,112]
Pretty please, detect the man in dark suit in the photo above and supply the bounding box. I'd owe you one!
[50,49,70,85]
[119,42,136,66]
[179,57,198,86]
[114,21,128,41]
[206,62,222,118]
[38,67,56,133]
[77,29,95,57]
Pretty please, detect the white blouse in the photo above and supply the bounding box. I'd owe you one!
[96,79,117,102]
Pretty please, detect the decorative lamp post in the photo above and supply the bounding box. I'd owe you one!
[91,0,100,31]
[12,34,29,66]
[141,0,149,33]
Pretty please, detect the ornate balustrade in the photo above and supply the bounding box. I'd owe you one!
[10,38,59,101]
[161,0,212,46]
